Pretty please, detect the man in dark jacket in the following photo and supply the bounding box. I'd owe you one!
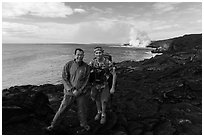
[46,48,90,131]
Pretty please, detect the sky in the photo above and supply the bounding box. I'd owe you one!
[2,2,202,44]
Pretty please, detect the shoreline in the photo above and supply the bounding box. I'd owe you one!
[2,51,160,90]
[2,44,156,90]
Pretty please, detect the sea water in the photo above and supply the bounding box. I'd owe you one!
[2,43,157,89]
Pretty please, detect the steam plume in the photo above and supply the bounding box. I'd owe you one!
[129,28,151,47]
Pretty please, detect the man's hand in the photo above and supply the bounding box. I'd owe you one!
[64,88,74,96]
[110,87,115,94]
[72,89,80,97]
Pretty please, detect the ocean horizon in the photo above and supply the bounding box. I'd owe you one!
[2,43,157,89]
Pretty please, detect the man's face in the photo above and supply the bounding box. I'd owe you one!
[94,50,103,59]
[75,50,84,63]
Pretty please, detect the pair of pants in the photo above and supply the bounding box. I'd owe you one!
[91,83,110,103]
[91,83,110,114]
[51,92,88,127]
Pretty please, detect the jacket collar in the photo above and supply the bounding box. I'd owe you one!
[74,59,84,66]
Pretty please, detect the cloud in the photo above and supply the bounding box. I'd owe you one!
[152,2,181,13]
[2,17,152,43]
[3,18,132,43]
[2,2,86,18]
[128,20,151,32]
[90,7,113,15]
[74,8,86,13]
[72,19,131,43]
[36,22,80,41]
[153,24,179,31]
[94,18,119,31]
[90,7,103,13]
[3,4,200,44]
[196,20,202,23]
[3,22,40,37]
[2,21,80,43]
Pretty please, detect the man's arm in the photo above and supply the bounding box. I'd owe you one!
[88,60,94,71]
[62,62,73,91]
[107,60,116,94]
[110,66,117,94]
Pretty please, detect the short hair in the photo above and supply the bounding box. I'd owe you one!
[94,46,104,53]
[75,48,84,55]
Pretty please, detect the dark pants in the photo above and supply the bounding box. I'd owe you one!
[51,92,88,127]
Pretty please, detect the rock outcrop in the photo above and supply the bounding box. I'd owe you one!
[148,34,202,53]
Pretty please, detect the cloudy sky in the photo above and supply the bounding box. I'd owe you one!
[2,2,202,43]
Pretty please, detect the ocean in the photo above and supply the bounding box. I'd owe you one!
[2,43,157,89]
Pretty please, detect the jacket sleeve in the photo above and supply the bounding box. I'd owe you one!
[77,65,90,94]
[105,59,113,71]
[89,60,94,68]
[108,59,113,67]
[62,62,73,90]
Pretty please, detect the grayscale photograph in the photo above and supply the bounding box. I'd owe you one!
[2,2,202,135]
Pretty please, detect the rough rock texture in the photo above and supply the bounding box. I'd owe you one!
[2,34,202,135]
[148,34,201,53]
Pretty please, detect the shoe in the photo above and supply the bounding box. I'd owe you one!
[94,112,101,121]
[80,123,90,131]
[44,125,55,132]
[100,114,106,124]
[83,125,90,131]
[77,125,90,135]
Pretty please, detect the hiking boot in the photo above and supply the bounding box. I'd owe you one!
[100,114,106,124]
[94,112,101,121]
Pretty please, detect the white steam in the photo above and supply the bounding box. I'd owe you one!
[129,28,151,48]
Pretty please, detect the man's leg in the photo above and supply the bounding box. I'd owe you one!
[90,86,96,101]
[91,86,102,120]
[76,94,90,130]
[95,99,102,121]
[100,85,110,124]
[49,94,75,128]
[95,87,102,121]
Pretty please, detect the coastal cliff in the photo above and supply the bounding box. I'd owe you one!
[148,34,201,53]
[2,34,202,135]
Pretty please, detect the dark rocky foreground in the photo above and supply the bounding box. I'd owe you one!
[2,34,202,135]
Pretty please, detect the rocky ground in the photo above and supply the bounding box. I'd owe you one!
[2,34,202,135]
